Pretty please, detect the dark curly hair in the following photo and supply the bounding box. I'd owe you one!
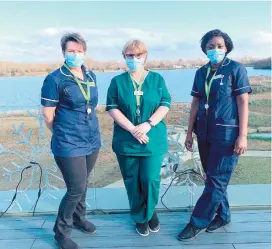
[200,29,234,55]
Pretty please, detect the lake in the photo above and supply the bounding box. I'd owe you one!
[0,67,270,112]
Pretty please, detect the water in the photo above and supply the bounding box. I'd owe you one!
[0,67,270,112]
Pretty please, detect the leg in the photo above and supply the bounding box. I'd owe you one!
[54,156,87,238]
[190,144,238,228]
[197,139,230,219]
[73,150,99,223]
[139,155,164,222]
[116,155,145,223]
[216,189,231,221]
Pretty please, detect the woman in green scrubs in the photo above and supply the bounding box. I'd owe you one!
[106,40,171,237]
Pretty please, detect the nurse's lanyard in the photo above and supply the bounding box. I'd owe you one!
[204,66,218,113]
[63,64,92,115]
[129,72,146,124]
[204,57,226,114]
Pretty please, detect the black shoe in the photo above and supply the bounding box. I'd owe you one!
[73,220,97,234]
[136,222,149,237]
[177,223,205,241]
[54,235,78,249]
[206,216,231,232]
[148,212,160,232]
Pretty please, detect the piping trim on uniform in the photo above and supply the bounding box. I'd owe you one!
[160,101,171,105]
[106,104,118,107]
[41,97,59,102]
[60,66,95,84]
[222,58,231,67]
[216,124,239,127]
[60,67,73,77]
[130,71,149,85]
[191,90,199,93]
[234,86,251,91]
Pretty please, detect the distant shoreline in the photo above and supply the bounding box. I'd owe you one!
[0,67,200,78]
[0,66,271,78]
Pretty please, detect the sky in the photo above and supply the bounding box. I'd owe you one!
[0,1,271,62]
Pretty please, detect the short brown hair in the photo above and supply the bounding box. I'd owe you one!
[60,32,87,52]
[122,39,148,58]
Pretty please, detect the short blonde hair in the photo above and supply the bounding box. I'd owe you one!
[122,40,148,58]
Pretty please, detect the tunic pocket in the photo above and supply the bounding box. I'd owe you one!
[194,114,207,138]
[215,118,239,145]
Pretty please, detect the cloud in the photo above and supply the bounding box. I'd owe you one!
[1,27,271,63]
[252,31,272,45]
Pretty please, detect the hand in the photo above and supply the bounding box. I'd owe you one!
[132,122,151,138]
[137,133,150,144]
[129,126,149,144]
[132,132,149,144]
[185,133,194,152]
[234,135,247,155]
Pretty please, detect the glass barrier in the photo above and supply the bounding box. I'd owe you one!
[0,71,271,214]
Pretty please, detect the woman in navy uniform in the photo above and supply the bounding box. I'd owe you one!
[177,29,252,241]
[41,33,101,249]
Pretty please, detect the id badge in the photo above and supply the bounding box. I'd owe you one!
[134,90,143,96]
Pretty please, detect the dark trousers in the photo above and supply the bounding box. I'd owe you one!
[190,140,238,228]
[53,150,99,238]
[116,154,164,223]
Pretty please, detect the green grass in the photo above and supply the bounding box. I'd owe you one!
[249,99,271,105]
[231,157,271,184]
[249,114,271,127]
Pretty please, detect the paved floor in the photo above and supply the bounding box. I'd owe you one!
[0,209,271,249]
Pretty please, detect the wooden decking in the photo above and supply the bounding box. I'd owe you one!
[0,209,270,249]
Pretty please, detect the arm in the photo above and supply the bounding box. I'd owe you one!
[40,74,59,132]
[185,97,200,152]
[148,106,169,126]
[108,109,149,144]
[187,97,200,135]
[232,64,252,155]
[108,109,135,133]
[42,106,56,132]
[234,93,249,155]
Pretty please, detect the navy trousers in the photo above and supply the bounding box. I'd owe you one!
[190,140,238,228]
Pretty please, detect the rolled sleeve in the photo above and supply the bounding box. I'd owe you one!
[41,74,59,107]
[106,78,119,111]
[232,65,252,96]
[191,70,201,97]
[159,77,171,108]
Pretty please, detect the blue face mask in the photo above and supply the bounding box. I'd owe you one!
[125,57,145,72]
[207,49,226,64]
[65,53,85,68]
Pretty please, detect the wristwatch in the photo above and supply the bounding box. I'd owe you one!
[147,119,155,128]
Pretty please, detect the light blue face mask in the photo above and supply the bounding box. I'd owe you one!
[125,57,145,72]
[207,49,226,64]
[65,53,85,68]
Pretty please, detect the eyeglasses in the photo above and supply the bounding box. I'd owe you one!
[125,53,144,59]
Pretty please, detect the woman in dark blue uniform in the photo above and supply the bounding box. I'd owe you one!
[177,29,252,241]
[41,33,101,249]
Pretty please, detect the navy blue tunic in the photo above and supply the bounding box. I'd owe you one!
[191,58,252,145]
[41,64,101,157]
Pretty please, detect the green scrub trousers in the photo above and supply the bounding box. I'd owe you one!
[117,154,164,223]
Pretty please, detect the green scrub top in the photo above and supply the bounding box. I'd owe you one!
[106,71,171,156]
